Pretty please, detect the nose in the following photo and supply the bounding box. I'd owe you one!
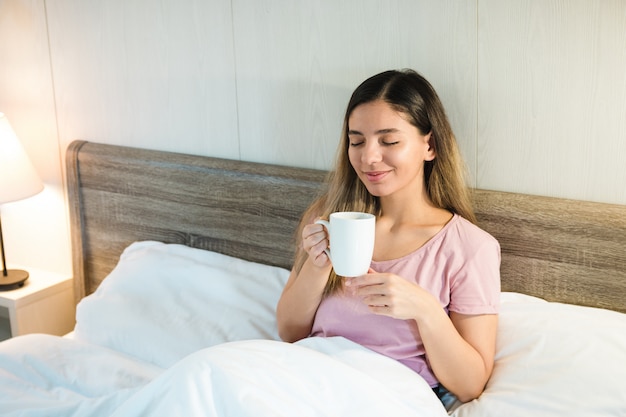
[361,142,382,165]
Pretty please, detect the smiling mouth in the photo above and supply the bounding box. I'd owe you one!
[364,171,389,182]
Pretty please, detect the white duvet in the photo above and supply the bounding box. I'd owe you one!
[0,334,447,417]
[3,242,625,417]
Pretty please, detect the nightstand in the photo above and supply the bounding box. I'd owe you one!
[0,267,75,341]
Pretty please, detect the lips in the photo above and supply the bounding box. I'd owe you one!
[364,171,389,182]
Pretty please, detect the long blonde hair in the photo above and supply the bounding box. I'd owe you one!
[294,69,475,295]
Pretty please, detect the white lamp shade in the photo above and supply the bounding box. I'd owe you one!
[0,112,44,204]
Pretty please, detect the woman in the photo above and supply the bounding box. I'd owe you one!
[276,69,500,403]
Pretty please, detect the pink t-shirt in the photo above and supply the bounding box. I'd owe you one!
[310,214,501,387]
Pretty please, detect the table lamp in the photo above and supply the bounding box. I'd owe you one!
[0,112,44,290]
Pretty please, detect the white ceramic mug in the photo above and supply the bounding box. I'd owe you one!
[315,212,375,277]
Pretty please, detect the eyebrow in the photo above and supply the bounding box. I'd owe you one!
[347,128,400,136]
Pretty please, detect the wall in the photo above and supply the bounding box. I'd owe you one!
[0,0,625,276]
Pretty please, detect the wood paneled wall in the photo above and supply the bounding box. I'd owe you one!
[1,0,625,275]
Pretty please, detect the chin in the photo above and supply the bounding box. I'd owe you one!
[363,184,387,198]
[358,176,391,198]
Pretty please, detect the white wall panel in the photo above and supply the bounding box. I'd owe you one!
[478,0,626,204]
[232,0,478,175]
[45,0,240,158]
[2,0,626,276]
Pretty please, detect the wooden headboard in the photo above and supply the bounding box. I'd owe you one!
[66,141,626,313]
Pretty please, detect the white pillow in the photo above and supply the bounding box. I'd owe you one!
[451,292,626,417]
[74,241,290,368]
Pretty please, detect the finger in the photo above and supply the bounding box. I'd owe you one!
[314,250,330,264]
[302,224,326,240]
[368,305,392,316]
[306,234,326,252]
[346,272,383,288]
[313,217,329,230]
[310,238,329,258]
[363,293,388,306]
[357,284,387,298]
[302,229,328,253]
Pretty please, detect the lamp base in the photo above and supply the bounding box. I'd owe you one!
[0,269,29,291]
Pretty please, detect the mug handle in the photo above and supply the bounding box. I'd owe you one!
[314,219,332,261]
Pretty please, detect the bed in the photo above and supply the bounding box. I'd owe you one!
[1,140,625,416]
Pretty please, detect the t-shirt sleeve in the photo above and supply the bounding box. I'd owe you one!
[448,236,501,315]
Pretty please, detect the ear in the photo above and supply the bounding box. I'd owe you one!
[424,132,436,161]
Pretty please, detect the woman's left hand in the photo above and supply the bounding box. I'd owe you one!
[345,268,439,322]
[348,268,497,402]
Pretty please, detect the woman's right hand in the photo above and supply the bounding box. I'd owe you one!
[301,220,331,268]
[277,219,333,342]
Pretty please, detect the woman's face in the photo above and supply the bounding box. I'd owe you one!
[347,100,434,200]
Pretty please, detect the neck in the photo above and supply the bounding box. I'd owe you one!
[379,183,436,222]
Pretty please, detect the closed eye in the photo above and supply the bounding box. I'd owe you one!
[348,131,364,147]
